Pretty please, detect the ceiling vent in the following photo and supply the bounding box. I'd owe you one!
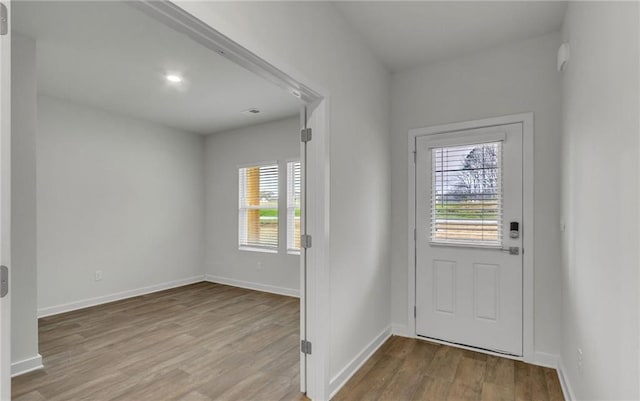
[242,108,261,115]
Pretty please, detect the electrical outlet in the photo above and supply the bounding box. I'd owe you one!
[257,261,263,270]
[95,270,103,281]
[577,347,583,374]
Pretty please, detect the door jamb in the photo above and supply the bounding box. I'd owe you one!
[0,0,10,398]
[130,2,331,399]
[407,113,534,362]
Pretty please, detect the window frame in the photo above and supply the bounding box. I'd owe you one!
[286,159,302,255]
[238,161,280,253]
[429,141,504,248]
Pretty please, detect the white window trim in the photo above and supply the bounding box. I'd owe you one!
[423,130,506,148]
[407,113,535,364]
[237,160,279,169]
[286,159,301,255]
[239,245,278,254]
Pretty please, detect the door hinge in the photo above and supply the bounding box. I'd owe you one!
[414,305,416,318]
[0,265,8,298]
[0,2,7,36]
[301,234,312,249]
[301,339,312,355]
[301,128,312,143]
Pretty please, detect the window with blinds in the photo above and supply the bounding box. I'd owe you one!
[238,164,279,251]
[287,161,301,254]
[431,142,502,246]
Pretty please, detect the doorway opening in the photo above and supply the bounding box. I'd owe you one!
[7,1,329,399]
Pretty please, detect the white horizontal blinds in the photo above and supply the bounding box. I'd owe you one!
[238,164,279,250]
[431,142,503,246]
[287,161,301,253]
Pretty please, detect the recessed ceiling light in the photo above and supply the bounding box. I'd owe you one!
[165,74,183,83]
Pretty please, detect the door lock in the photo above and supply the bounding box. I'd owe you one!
[510,221,520,239]
[501,247,520,255]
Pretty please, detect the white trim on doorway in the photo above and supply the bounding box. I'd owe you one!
[0,0,11,396]
[407,112,535,362]
[128,2,331,399]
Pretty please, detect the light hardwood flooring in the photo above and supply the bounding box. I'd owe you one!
[13,282,563,401]
[13,282,307,401]
[334,336,564,401]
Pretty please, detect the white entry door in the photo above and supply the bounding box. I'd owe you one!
[415,123,523,356]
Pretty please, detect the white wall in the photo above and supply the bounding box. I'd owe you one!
[560,2,639,399]
[174,1,392,389]
[11,33,40,368]
[204,117,300,295]
[37,95,205,313]
[390,32,563,358]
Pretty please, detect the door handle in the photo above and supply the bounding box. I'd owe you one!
[501,247,520,255]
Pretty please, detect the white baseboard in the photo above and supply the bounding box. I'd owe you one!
[391,323,410,337]
[204,274,299,298]
[557,357,576,401]
[534,351,559,368]
[37,275,205,318]
[12,354,43,377]
[329,326,392,399]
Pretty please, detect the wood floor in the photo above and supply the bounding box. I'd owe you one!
[12,282,306,401]
[334,336,564,401]
[13,282,563,401]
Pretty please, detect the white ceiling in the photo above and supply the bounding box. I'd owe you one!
[13,1,301,135]
[333,1,567,73]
